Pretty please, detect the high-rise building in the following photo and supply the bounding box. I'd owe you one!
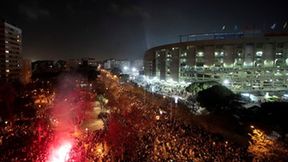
[0,21,22,81]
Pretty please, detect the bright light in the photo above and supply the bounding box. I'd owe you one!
[155,115,160,120]
[223,79,230,86]
[167,78,174,83]
[132,67,137,72]
[151,86,155,92]
[241,93,258,102]
[256,51,263,57]
[123,66,128,71]
[174,96,179,104]
[48,141,72,162]
[264,92,270,99]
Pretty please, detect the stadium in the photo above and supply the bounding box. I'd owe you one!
[144,31,288,92]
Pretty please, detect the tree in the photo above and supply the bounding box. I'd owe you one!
[196,85,237,112]
[186,80,220,94]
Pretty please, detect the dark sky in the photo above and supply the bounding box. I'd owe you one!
[1,0,287,61]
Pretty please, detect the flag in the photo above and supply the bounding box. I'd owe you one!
[270,23,276,30]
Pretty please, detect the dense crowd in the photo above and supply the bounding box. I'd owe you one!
[0,70,287,161]
[96,70,253,161]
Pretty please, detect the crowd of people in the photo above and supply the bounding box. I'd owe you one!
[0,70,286,161]
[96,70,253,161]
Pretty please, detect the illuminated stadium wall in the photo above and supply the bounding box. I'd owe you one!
[144,32,288,92]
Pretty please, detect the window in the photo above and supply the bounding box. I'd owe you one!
[197,52,204,57]
[181,52,187,57]
[256,51,263,57]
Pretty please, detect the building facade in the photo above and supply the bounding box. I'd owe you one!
[144,32,288,92]
[103,59,130,71]
[0,21,22,81]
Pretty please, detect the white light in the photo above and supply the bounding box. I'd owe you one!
[151,86,155,92]
[241,93,258,102]
[48,141,72,162]
[264,92,270,99]
[174,96,179,104]
[5,50,9,53]
[167,78,174,83]
[256,51,263,57]
[123,66,128,71]
[197,52,204,57]
[6,69,10,73]
[223,79,230,86]
[132,67,137,72]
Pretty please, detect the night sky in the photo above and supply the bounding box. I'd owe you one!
[1,0,287,61]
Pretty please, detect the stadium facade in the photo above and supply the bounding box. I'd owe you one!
[144,31,288,92]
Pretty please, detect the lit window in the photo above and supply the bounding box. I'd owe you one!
[5,50,9,53]
[6,69,10,73]
[5,41,8,43]
[17,39,20,42]
[197,52,204,57]
[181,58,187,63]
[256,51,263,57]
[5,60,9,63]
[181,53,187,57]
